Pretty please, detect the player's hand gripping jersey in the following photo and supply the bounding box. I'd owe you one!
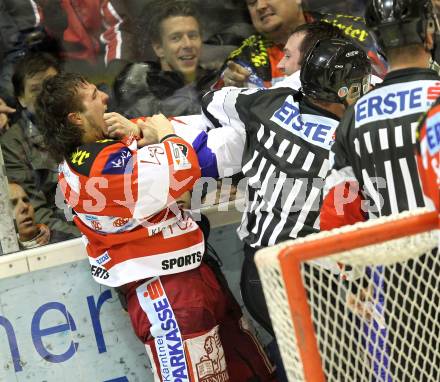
[59,135,203,287]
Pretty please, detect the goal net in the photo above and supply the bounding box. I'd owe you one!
[255,209,439,382]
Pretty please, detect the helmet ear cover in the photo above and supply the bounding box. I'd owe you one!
[300,38,372,104]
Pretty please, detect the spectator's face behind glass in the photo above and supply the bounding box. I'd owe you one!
[18,67,58,115]
[245,0,304,43]
[8,183,38,242]
[152,15,202,84]
[67,81,109,144]
[277,30,305,75]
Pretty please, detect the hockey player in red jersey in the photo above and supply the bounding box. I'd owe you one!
[417,99,440,215]
[35,72,275,382]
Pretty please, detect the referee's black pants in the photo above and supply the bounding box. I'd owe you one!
[241,244,288,382]
[240,243,274,335]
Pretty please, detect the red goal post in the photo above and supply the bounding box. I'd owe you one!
[255,208,439,382]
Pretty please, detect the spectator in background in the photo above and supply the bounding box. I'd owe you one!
[134,0,256,70]
[8,182,76,249]
[0,0,63,104]
[113,0,218,118]
[220,0,306,88]
[45,0,140,82]
[0,52,79,237]
[0,97,14,134]
[0,0,140,102]
[220,0,386,88]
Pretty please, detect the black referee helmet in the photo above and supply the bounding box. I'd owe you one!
[300,38,372,104]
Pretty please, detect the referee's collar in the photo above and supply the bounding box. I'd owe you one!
[382,68,439,86]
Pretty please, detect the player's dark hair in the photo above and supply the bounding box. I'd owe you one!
[35,72,86,163]
[292,22,345,67]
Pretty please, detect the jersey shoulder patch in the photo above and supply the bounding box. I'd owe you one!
[67,139,120,176]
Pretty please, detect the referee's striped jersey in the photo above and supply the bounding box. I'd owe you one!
[322,68,440,223]
[202,86,340,248]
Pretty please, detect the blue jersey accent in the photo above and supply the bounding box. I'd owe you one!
[102,147,133,175]
[426,113,440,155]
[192,131,220,178]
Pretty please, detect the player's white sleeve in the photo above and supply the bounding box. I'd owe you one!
[172,115,245,178]
[201,87,259,132]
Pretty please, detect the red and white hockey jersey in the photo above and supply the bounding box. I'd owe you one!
[59,136,203,287]
[417,100,440,214]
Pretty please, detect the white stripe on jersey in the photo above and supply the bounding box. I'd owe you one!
[411,121,418,143]
[251,164,276,234]
[254,171,287,247]
[354,138,361,156]
[242,151,259,174]
[205,87,258,132]
[264,130,276,149]
[268,179,304,246]
[364,131,373,154]
[102,1,123,63]
[384,160,399,214]
[395,124,404,147]
[287,144,301,163]
[302,151,315,172]
[289,186,321,239]
[399,158,417,209]
[276,139,290,157]
[313,214,320,230]
[29,0,40,25]
[318,158,330,179]
[248,157,267,188]
[257,124,265,141]
[379,128,389,150]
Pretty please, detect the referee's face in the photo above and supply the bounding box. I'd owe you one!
[277,31,305,75]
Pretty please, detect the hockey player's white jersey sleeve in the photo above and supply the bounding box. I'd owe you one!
[170,91,248,178]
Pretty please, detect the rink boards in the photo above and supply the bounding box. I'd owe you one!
[0,205,244,382]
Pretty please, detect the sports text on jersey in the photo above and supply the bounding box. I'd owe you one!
[355,81,440,127]
[162,251,202,270]
[270,95,336,150]
[91,265,110,280]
